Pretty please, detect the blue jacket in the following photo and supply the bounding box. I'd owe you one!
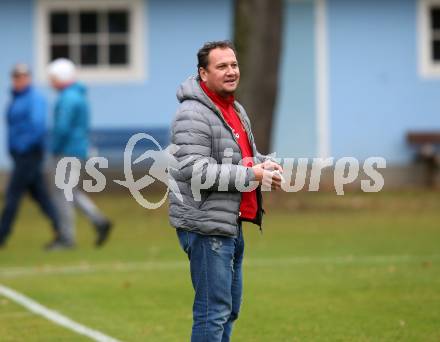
[52,82,89,159]
[6,86,47,155]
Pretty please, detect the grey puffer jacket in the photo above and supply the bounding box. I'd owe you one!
[168,76,270,237]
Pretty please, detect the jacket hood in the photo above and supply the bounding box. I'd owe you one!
[176,76,218,113]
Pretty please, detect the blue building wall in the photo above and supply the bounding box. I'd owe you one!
[2,0,440,168]
[328,0,440,163]
[85,0,233,128]
[0,0,233,169]
[273,0,317,158]
[0,0,35,169]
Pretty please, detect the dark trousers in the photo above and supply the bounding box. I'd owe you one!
[0,150,60,245]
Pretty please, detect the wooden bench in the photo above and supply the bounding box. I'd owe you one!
[407,131,440,186]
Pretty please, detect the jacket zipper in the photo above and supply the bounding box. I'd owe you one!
[235,106,265,233]
[204,102,243,230]
[201,92,264,232]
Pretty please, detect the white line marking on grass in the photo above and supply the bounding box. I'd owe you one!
[247,254,440,266]
[0,261,188,278]
[0,284,121,342]
[0,254,439,279]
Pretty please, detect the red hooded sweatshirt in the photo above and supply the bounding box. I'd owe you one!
[200,81,258,221]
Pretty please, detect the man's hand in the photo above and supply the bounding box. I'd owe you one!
[261,160,283,173]
[252,162,283,191]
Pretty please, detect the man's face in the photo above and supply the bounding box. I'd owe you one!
[50,77,64,90]
[12,74,31,92]
[199,47,240,97]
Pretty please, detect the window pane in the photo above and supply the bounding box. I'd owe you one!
[109,44,128,65]
[51,44,70,60]
[431,8,440,29]
[80,11,98,33]
[108,11,128,33]
[81,44,98,65]
[50,12,69,34]
[432,40,440,61]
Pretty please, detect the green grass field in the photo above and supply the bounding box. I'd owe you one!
[0,191,439,341]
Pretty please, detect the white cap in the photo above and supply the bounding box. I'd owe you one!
[47,58,76,83]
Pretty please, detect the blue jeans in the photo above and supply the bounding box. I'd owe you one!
[177,225,244,342]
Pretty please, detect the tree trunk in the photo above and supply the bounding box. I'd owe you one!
[233,0,283,154]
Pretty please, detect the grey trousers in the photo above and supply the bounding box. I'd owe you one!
[49,157,107,243]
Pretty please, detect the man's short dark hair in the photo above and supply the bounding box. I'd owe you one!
[197,40,236,72]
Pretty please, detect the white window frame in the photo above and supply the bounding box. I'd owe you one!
[418,0,440,78]
[35,0,146,83]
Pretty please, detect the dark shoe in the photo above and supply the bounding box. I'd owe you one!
[44,238,75,251]
[95,220,112,247]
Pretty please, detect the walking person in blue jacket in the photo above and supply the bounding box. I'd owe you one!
[46,58,112,250]
[0,64,61,248]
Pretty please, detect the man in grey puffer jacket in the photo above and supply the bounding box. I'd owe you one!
[169,41,283,342]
